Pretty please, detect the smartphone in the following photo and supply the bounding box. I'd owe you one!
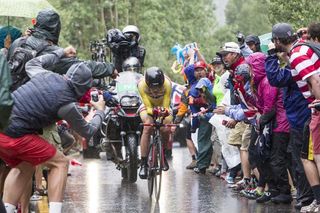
[90,91,99,102]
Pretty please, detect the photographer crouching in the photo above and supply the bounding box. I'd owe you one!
[0,47,108,213]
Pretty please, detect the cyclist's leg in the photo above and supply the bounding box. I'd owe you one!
[140,110,154,159]
[160,115,173,170]
[139,109,154,179]
[159,115,173,144]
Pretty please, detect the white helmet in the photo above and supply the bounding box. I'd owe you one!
[122,25,140,42]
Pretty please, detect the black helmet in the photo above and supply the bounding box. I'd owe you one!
[122,57,141,73]
[145,67,164,88]
[122,25,140,42]
[272,23,294,39]
[245,35,260,45]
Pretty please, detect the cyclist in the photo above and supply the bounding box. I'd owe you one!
[137,67,172,179]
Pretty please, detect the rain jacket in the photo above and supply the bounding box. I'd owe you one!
[7,9,114,79]
[0,52,13,131]
[246,52,289,133]
[5,50,104,141]
[265,54,311,129]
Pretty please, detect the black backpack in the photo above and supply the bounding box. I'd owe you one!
[8,37,48,91]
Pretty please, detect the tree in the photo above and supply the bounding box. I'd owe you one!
[268,0,320,29]
[225,0,271,36]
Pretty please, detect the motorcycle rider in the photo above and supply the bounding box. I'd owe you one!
[122,56,142,73]
[137,67,172,179]
[112,25,146,73]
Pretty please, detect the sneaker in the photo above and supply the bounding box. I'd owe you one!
[139,164,149,179]
[226,176,235,184]
[230,179,247,191]
[241,188,263,200]
[30,192,42,201]
[256,190,278,203]
[194,167,206,174]
[271,193,292,204]
[186,160,197,170]
[35,187,47,196]
[300,200,320,213]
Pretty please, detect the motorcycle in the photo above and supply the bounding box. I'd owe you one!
[100,71,143,183]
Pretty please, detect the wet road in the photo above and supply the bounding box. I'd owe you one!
[62,146,298,213]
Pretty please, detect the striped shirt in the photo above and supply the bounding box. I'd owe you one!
[289,41,320,103]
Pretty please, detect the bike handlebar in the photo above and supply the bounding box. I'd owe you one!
[141,123,184,128]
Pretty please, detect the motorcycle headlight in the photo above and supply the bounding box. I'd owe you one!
[120,96,140,107]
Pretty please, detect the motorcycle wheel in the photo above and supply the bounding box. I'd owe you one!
[126,134,138,183]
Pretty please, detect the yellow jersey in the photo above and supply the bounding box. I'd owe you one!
[137,77,172,115]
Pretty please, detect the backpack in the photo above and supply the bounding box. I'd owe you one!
[8,37,48,91]
[292,41,320,58]
[0,52,13,131]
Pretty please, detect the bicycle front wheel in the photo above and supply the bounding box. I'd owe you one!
[148,141,156,198]
[153,135,163,201]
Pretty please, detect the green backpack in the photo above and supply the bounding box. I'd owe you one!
[0,52,13,131]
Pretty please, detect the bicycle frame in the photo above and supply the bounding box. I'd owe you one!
[142,114,178,201]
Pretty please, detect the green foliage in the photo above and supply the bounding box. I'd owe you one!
[268,0,320,29]
[3,0,320,84]
[225,0,271,36]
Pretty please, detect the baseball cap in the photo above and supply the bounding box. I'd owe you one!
[217,42,241,56]
[245,35,260,45]
[272,23,294,39]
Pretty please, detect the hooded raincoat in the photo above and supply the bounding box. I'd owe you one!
[246,52,289,133]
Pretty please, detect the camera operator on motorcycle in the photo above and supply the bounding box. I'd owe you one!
[0,48,109,213]
[111,25,146,73]
[137,67,172,179]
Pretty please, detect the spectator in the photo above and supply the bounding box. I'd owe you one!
[245,35,261,52]
[217,42,251,185]
[246,52,291,204]
[0,48,106,213]
[265,38,314,209]
[271,22,320,212]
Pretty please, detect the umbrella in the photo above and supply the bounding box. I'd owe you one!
[259,32,272,54]
[0,0,55,19]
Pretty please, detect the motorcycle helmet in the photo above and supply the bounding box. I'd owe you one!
[145,67,165,88]
[122,57,141,73]
[122,25,140,42]
[194,61,207,70]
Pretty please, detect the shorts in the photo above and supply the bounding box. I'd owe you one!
[240,124,251,151]
[310,111,320,154]
[0,133,56,167]
[228,122,247,148]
